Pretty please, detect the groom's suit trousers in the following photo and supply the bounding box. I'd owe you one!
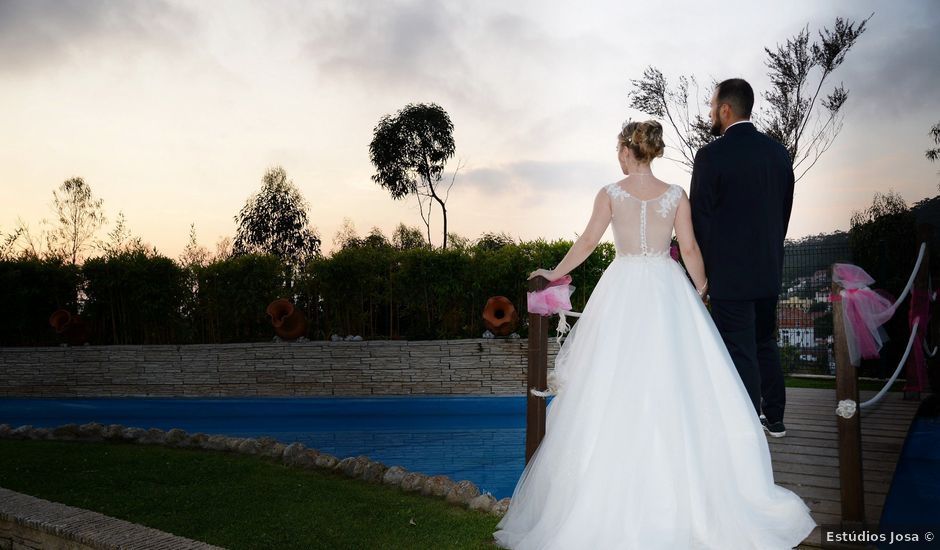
[708,297,787,423]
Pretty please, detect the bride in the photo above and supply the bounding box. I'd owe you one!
[493,120,816,549]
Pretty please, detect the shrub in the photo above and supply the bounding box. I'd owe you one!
[195,254,287,343]
[0,256,81,346]
[81,250,188,344]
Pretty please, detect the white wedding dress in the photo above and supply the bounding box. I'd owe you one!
[493,182,817,550]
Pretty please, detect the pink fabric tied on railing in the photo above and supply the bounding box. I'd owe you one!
[832,263,899,366]
[527,274,575,316]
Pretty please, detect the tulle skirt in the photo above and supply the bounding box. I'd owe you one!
[493,254,816,549]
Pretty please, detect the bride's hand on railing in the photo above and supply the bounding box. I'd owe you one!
[528,268,559,281]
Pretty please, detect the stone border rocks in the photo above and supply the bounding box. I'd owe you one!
[0,423,512,516]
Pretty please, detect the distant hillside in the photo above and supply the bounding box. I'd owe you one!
[782,231,851,284]
[785,231,851,249]
[912,194,940,274]
[913,193,940,224]
[778,193,939,285]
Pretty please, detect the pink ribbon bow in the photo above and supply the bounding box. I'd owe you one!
[527,274,575,316]
[832,263,898,366]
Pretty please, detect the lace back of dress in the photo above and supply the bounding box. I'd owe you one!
[605,182,681,257]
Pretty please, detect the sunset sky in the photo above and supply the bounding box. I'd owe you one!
[1,0,938,259]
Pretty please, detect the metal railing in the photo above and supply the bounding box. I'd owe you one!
[779,241,853,375]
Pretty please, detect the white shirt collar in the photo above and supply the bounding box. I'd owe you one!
[723,120,753,133]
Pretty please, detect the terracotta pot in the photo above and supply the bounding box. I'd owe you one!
[48,309,89,345]
[482,296,518,336]
[266,299,308,341]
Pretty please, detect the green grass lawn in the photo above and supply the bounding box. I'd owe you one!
[0,440,501,550]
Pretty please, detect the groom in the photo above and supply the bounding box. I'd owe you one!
[690,78,794,438]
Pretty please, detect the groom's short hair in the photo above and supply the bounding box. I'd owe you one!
[716,78,754,119]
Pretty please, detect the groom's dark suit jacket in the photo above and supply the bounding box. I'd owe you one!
[689,122,795,300]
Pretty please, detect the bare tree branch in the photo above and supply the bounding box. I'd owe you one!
[627,15,871,181]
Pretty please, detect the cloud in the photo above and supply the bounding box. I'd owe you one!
[0,0,197,73]
[298,0,613,120]
[303,0,488,105]
[460,159,610,197]
[836,4,940,116]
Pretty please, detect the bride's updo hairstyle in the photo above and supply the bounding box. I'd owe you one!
[618,120,665,163]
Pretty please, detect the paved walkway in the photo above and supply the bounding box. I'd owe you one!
[0,486,223,550]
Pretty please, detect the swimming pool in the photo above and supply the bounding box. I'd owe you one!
[0,395,554,499]
[879,411,940,549]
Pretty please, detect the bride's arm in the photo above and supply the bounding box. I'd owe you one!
[674,191,708,296]
[533,188,611,281]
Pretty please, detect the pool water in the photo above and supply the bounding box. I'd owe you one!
[878,413,940,549]
[0,396,554,499]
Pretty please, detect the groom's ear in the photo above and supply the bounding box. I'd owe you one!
[718,103,730,122]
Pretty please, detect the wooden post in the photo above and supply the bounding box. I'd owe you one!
[903,224,932,400]
[832,268,866,528]
[526,276,549,464]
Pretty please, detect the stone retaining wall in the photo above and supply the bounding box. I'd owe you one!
[0,339,560,397]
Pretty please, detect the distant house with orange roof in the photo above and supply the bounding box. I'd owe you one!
[777,307,816,347]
